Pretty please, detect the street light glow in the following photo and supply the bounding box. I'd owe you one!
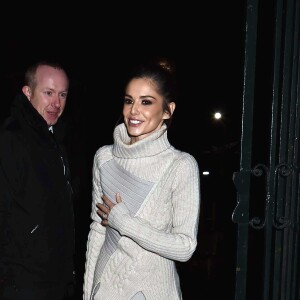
[214,112,222,119]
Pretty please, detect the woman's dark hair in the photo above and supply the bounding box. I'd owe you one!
[125,56,178,127]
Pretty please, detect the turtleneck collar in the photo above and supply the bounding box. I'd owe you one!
[112,123,171,159]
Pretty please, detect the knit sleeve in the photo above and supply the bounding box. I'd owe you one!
[108,154,201,262]
[83,150,107,299]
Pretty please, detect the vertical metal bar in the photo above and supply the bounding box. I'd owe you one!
[232,1,259,299]
[265,0,284,298]
[290,2,300,298]
[283,0,300,299]
[271,0,298,299]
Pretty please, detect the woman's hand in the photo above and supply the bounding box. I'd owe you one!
[97,192,122,226]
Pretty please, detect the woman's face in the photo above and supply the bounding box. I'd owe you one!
[123,78,174,144]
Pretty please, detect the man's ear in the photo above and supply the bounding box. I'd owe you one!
[22,86,31,101]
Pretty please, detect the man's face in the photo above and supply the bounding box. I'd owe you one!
[22,65,69,126]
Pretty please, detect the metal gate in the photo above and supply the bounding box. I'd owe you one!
[232,0,300,299]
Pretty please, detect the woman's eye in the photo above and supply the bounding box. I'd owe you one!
[124,98,132,104]
[142,100,152,105]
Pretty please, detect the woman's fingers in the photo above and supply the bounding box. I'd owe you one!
[97,193,122,221]
[116,192,122,203]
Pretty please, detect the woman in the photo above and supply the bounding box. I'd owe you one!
[84,58,201,300]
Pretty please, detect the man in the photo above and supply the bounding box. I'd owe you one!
[0,61,75,299]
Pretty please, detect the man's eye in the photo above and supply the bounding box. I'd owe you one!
[60,93,68,99]
[45,91,53,96]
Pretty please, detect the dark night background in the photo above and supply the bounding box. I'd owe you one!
[0,2,247,299]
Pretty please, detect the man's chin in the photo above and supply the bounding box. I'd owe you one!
[46,119,58,126]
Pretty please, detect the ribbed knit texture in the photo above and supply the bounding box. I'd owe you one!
[84,124,201,300]
[92,159,154,287]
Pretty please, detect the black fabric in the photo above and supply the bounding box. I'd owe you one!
[0,280,75,300]
[0,93,75,293]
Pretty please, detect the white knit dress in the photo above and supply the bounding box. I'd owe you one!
[83,123,201,300]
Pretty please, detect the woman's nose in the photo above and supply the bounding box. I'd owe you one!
[130,102,139,114]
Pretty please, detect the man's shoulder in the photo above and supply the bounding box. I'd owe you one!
[0,118,29,156]
[0,117,21,134]
[0,117,20,138]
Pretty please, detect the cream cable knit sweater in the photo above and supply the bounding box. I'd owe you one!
[83,124,200,300]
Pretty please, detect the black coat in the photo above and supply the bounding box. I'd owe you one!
[0,93,75,288]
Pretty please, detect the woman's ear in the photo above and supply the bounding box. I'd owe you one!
[22,86,31,101]
[163,102,176,120]
[169,102,176,116]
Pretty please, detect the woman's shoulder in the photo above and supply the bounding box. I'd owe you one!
[93,145,113,165]
[95,144,113,154]
[168,147,200,176]
[170,146,198,165]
